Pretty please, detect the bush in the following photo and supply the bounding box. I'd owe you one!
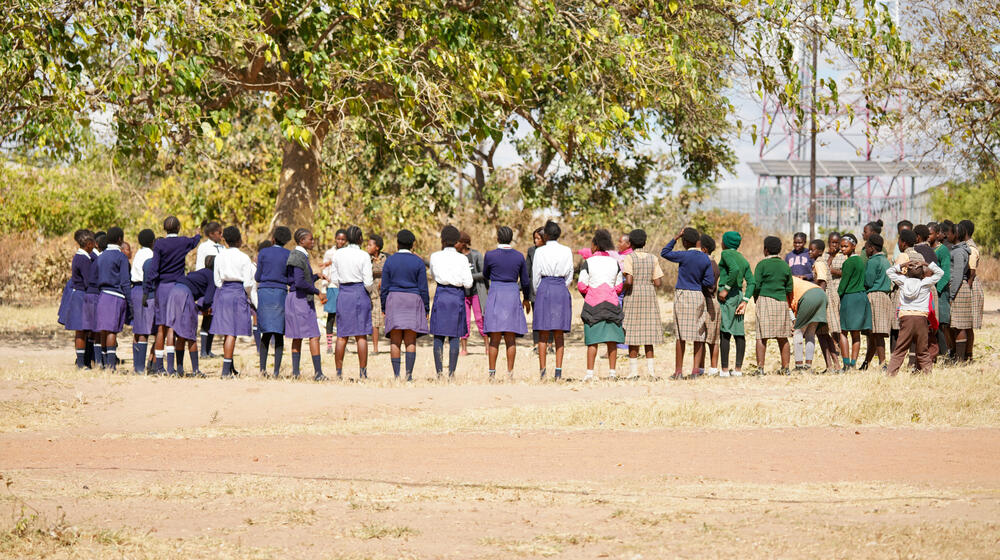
[0,164,126,236]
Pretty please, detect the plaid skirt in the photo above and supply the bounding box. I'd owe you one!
[623,283,663,345]
[972,277,984,329]
[890,290,901,330]
[951,282,974,330]
[868,291,892,335]
[825,285,842,334]
[755,295,792,340]
[370,287,384,329]
[703,295,721,344]
[673,289,706,342]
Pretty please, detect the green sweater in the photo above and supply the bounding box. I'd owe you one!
[718,248,755,302]
[864,253,891,293]
[934,243,951,294]
[752,256,793,301]
[838,254,866,296]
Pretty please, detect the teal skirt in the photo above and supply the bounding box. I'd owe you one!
[794,288,828,330]
[584,321,625,345]
[839,292,872,332]
[720,290,745,336]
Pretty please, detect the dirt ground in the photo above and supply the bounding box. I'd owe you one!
[2,302,999,558]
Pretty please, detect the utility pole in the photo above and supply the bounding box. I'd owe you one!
[808,26,819,239]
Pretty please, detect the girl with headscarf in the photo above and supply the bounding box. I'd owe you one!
[482,226,531,380]
[717,231,755,376]
[837,233,872,369]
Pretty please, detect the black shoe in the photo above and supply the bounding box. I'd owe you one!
[191,370,206,378]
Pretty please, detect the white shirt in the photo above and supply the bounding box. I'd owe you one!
[331,244,373,287]
[130,246,153,283]
[213,247,255,290]
[249,262,259,308]
[532,240,574,289]
[429,247,474,288]
[578,254,623,288]
[196,239,224,270]
[321,246,338,288]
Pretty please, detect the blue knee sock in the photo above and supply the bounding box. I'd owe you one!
[175,348,185,376]
[433,336,445,374]
[165,348,175,374]
[106,346,117,370]
[291,352,301,378]
[154,350,164,373]
[76,348,87,369]
[253,326,261,353]
[189,350,199,374]
[448,336,460,376]
[405,351,416,380]
[312,354,323,378]
[259,334,270,373]
[391,357,401,378]
[273,337,284,377]
[221,359,233,377]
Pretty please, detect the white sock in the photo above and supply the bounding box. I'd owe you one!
[165,347,175,355]
[707,367,719,375]
[647,359,655,376]
[630,361,639,377]
[154,350,164,358]
[608,369,616,378]
[584,369,594,380]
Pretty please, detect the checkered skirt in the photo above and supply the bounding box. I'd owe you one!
[972,277,984,329]
[673,289,706,342]
[756,295,792,340]
[868,291,892,335]
[889,289,901,330]
[622,254,664,345]
[703,294,721,344]
[951,282,975,330]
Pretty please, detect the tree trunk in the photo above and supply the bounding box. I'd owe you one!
[271,133,323,234]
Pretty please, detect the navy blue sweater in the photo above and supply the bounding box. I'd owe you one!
[148,234,201,287]
[380,251,430,313]
[177,268,216,310]
[254,245,291,290]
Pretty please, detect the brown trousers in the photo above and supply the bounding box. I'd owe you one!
[888,315,933,375]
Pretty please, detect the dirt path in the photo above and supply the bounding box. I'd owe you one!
[5,428,999,486]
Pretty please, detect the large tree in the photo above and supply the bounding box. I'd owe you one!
[2,1,907,230]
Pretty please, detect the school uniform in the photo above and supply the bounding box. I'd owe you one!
[321,246,339,316]
[886,262,943,374]
[967,240,985,329]
[703,258,721,344]
[57,278,72,327]
[255,245,291,335]
[933,243,952,324]
[483,245,530,336]
[578,253,625,345]
[864,253,892,335]
[718,248,754,337]
[196,239,224,270]
[129,246,155,336]
[165,268,216,341]
[826,252,847,334]
[83,250,100,332]
[380,250,430,335]
[370,252,387,332]
[812,259,831,335]
[429,247,474,337]
[332,244,374,337]
[463,248,487,339]
[147,233,201,325]
[210,247,254,337]
[284,246,321,339]
[838,254,872,331]
[622,252,665,345]
[63,249,93,332]
[94,246,132,333]
[531,240,574,332]
[661,239,715,342]
[752,256,794,340]
[791,278,827,330]
[949,242,973,330]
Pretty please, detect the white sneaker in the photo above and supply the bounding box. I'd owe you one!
[719,369,731,378]
[582,372,595,382]
[731,370,743,377]
[706,367,720,376]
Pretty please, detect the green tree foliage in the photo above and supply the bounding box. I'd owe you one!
[930,175,1000,254]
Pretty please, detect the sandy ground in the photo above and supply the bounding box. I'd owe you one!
[2,303,1000,558]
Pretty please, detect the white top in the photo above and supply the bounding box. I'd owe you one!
[578,254,623,288]
[331,244,373,287]
[130,247,153,283]
[886,262,943,312]
[531,240,574,289]
[249,262,259,308]
[429,247,474,288]
[213,247,255,290]
[321,247,338,288]
[196,239,224,270]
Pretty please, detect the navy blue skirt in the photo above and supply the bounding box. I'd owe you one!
[95,292,127,333]
[130,285,155,335]
[164,283,199,341]
[82,292,99,332]
[430,284,468,338]
[57,279,72,326]
[484,281,528,335]
[532,276,572,332]
[384,291,429,335]
[210,282,253,336]
[257,287,287,334]
[154,281,175,326]
[285,291,320,339]
[336,282,373,337]
[63,289,88,331]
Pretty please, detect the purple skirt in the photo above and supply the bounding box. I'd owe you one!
[285,292,320,339]
[82,292,99,331]
[484,281,528,336]
[164,284,199,341]
[210,282,252,336]
[57,279,72,326]
[95,292,127,333]
[430,284,468,338]
[154,281,175,325]
[130,285,155,335]
[63,289,88,331]
[384,291,429,335]
[532,276,572,332]
[336,282,373,337]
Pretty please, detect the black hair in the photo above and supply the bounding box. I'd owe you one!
[810,239,825,251]
[272,226,292,247]
[203,221,222,235]
[440,225,460,247]
[681,227,700,248]
[396,229,416,250]
[899,229,916,247]
[163,216,180,234]
[106,226,124,245]
[335,228,348,238]
[543,220,561,241]
[203,255,215,270]
[345,225,364,246]
[700,234,716,254]
[95,231,108,252]
[592,229,614,252]
[843,233,858,245]
[939,220,954,234]
[533,227,544,240]
[459,231,472,245]
[827,231,841,241]
[955,221,969,240]
[897,219,913,232]
[867,233,884,251]
[763,236,782,256]
[293,228,311,245]
[74,229,91,248]
[628,229,647,249]
[496,226,513,245]
[369,233,384,251]
[959,219,975,236]
[913,224,930,241]
[793,232,807,241]
[222,226,241,246]
[138,229,155,248]
[927,221,939,231]
[257,239,273,252]
[865,221,882,235]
